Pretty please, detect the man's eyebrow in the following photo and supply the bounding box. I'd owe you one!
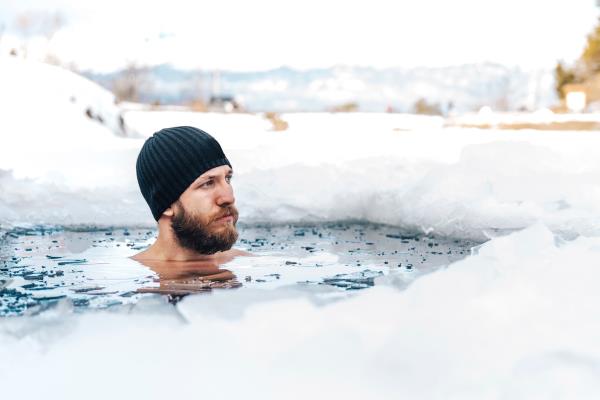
[194,169,234,183]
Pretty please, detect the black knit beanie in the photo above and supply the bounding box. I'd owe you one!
[136,126,232,221]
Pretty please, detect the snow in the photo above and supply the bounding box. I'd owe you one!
[2,59,600,399]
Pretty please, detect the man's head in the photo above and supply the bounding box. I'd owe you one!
[136,126,238,254]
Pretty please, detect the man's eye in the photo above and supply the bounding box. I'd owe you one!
[200,180,214,188]
[226,175,233,183]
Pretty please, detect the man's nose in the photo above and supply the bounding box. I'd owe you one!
[216,180,235,206]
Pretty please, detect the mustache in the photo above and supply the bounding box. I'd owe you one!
[211,206,239,223]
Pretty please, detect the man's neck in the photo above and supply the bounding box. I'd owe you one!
[132,224,218,262]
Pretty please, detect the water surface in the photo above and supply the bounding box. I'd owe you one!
[0,223,478,316]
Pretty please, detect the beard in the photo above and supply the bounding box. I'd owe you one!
[171,201,239,255]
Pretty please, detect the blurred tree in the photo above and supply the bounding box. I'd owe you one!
[112,63,150,103]
[42,13,66,65]
[554,61,580,99]
[554,2,599,98]
[14,11,64,40]
[13,11,65,61]
[581,23,600,74]
[14,13,34,57]
[413,98,442,115]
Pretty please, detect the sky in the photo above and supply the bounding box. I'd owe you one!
[0,0,598,72]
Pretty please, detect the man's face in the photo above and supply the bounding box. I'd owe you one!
[169,165,239,254]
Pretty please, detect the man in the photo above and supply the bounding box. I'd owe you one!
[131,126,247,292]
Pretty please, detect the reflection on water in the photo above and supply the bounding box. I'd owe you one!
[136,258,242,298]
[0,223,479,316]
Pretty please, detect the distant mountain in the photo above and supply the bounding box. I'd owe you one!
[83,63,557,113]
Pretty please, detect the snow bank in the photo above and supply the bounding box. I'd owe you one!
[2,225,600,399]
[0,57,143,227]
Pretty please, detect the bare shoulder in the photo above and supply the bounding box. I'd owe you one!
[130,250,149,261]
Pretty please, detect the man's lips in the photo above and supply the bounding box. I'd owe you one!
[215,215,234,223]
[214,210,237,223]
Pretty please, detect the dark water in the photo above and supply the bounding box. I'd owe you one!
[0,223,478,316]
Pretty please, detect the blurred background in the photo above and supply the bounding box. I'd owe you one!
[1,0,598,116]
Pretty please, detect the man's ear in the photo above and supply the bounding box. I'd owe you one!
[162,206,174,217]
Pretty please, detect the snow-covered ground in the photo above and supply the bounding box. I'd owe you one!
[449,107,600,128]
[2,59,600,399]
